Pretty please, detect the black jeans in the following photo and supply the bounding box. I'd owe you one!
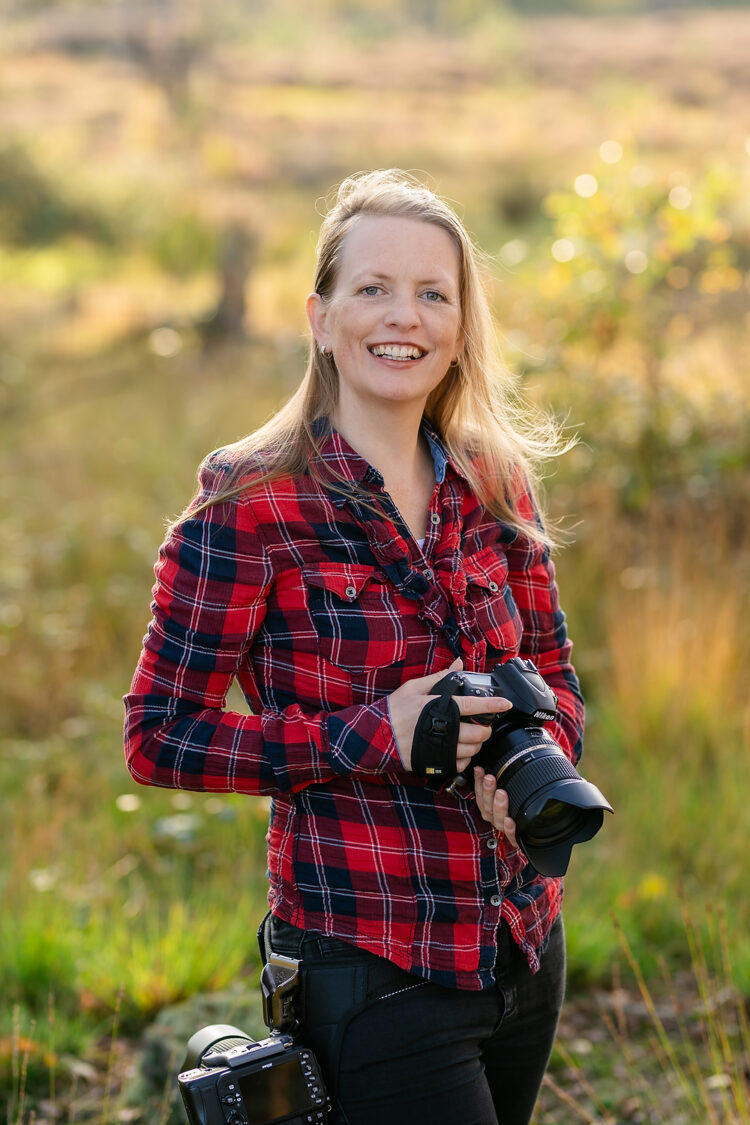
[260,913,565,1125]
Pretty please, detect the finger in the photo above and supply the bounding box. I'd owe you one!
[472,766,494,819]
[502,813,518,849]
[457,721,495,746]
[456,752,478,773]
[454,695,512,719]
[491,788,518,847]
[473,769,512,838]
[455,723,495,772]
[492,785,509,823]
[484,772,502,824]
[456,742,487,768]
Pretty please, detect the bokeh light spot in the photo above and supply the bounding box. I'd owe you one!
[149,327,183,357]
[638,872,668,901]
[171,793,194,810]
[630,165,653,187]
[30,867,60,892]
[551,239,575,263]
[600,140,623,164]
[619,567,650,590]
[116,794,142,812]
[499,239,529,266]
[0,604,23,627]
[624,250,648,274]
[574,174,598,198]
[582,269,606,293]
[669,186,692,210]
[154,813,201,841]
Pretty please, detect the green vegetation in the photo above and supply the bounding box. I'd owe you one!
[1,5,749,1120]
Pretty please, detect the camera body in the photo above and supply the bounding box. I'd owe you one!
[435,657,612,877]
[179,956,329,1125]
[450,657,558,728]
[178,1030,328,1125]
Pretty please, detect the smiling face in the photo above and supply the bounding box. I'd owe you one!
[306,214,463,425]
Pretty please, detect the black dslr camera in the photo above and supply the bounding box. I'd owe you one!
[434,657,612,877]
[178,955,329,1125]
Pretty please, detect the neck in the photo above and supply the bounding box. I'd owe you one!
[331,399,428,483]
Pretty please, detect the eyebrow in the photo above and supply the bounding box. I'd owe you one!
[351,270,457,289]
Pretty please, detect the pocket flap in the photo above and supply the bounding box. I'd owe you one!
[462,546,520,656]
[303,563,382,601]
[463,546,509,594]
[303,563,406,671]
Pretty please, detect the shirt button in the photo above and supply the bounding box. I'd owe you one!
[345,585,357,599]
[430,512,441,525]
[488,580,500,592]
[486,838,498,850]
[423,568,434,580]
[490,894,502,907]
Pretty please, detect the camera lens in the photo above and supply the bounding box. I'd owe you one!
[532,799,566,825]
[481,726,611,877]
[522,800,590,845]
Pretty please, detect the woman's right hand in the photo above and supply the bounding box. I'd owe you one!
[387,659,512,773]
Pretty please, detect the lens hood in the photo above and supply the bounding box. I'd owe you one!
[183,1024,253,1070]
[516,778,613,877]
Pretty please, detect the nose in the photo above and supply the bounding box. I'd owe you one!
[384,290,420,330]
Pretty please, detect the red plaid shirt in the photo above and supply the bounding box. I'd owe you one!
[124,422,584,990]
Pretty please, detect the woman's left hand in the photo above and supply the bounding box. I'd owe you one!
[473,766,519,848]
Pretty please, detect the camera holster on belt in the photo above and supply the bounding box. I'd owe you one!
[261,953,302,1035]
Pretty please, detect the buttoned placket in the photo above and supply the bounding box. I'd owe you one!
[361,476,470,664]
[319,422,492,667]
[417,485,444,567]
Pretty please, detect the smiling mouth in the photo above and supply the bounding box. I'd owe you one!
[368,344,427,361]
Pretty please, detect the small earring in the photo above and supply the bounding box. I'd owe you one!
[320,344,328,355]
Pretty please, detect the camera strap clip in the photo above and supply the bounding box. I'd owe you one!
[261,953,301,1035]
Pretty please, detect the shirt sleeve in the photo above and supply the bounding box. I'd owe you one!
[123,462,402,795]
[504,484,585,765]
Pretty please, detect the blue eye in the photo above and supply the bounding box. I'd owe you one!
[360,285,381,296]
[423,290,445,302]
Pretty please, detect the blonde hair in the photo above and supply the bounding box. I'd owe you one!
[178,169,566,546]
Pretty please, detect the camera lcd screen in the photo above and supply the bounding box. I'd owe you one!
[238,1057,315,1124]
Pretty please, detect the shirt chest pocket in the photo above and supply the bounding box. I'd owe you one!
[463,547,523,657]
[303,563,408,672]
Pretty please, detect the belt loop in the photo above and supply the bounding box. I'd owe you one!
[309,932,325,959]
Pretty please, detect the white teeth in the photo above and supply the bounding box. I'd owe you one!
[371,344,423,359]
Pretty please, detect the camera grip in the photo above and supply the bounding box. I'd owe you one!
[411,674,461,778]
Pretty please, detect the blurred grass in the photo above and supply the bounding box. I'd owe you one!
[1,6,750,1118]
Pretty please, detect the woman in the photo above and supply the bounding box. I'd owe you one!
[124,169,584,1125]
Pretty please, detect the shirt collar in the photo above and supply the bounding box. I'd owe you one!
[311,416,466,508]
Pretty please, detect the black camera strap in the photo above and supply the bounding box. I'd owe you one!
[410,672,462,778]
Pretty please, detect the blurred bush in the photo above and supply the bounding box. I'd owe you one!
[0,144,113,246]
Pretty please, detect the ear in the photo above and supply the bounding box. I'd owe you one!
[306,292,330,352]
